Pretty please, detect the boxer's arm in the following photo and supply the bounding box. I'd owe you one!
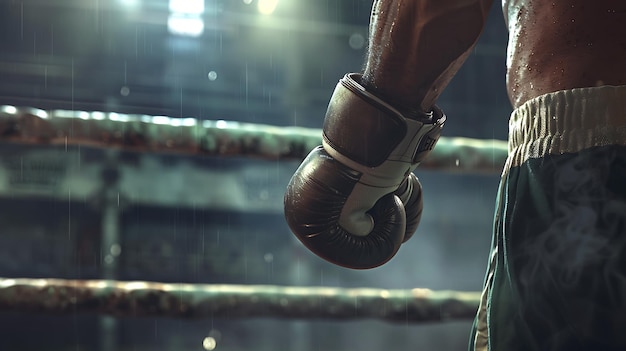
[362,0,494,115]
[284,0,493,269]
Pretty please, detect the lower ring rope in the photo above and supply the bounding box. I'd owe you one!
[0,277,480,323]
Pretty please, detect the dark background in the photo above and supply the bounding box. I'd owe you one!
[0,0,511,350]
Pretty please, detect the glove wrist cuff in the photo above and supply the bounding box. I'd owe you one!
[322,73,445,187]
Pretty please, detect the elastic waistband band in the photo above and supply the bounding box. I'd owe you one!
[506,85,626,173]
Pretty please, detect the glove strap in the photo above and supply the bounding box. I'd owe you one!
[323,73,445,187]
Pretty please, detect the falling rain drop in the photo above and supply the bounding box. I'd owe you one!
[104,255,114,265]
[20,3,23,40]
[50,24,54,56]
[245,63,249,107]
[110,244,122,256]
[348,33,365,50]
[71,58,74,110]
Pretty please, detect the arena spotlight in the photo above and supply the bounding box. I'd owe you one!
[258,0,278,15]
[169,0,204,14]
[167,14,205,37]
[168,0,205,37]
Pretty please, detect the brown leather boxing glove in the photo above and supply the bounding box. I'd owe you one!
[284,73,445,269]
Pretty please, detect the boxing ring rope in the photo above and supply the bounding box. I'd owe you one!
[0,106,496,324]
[0,278,480,323]
[0,105,508,174]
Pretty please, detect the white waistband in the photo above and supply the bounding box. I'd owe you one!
[505,85,626,174]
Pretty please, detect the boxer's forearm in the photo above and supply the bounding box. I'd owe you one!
[362,0,493,114]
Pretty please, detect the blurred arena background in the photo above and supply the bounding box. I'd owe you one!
[0,1,511,350]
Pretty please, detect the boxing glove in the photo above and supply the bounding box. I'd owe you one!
[284,73,445,269]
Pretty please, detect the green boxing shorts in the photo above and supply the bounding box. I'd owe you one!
[470,86,626,351]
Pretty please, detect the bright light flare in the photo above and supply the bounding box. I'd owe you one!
[169,0,204,14]
[1,105,17,114]
[258,0,278,15]
[168,15,205,37]
[202,337,217,350]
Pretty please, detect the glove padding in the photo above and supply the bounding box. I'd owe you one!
[284,146,406,269]
[284,73,444,269]
[395,173,424,243]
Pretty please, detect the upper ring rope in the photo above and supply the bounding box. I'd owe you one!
[0,105,508,174]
